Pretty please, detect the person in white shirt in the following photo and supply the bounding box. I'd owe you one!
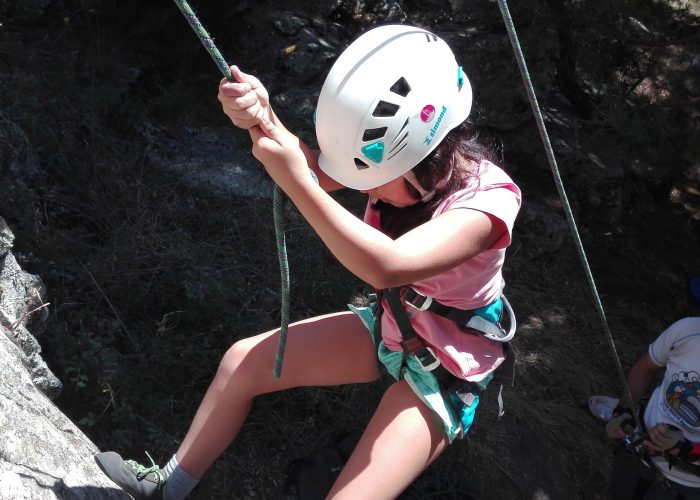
[605,317,700,499]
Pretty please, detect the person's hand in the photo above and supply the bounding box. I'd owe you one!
[248,116,310,190]
[605,411,635,440]
[218,65,271,130]
[644,423,688,455]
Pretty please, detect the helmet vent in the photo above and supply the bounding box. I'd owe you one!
[354,158,370,170]
[362,127,387,142]
[387,140,408,161]
[424,33,438,42]
[387,119,409,159]
[390,77,411,97]
[395,118,409,138]
[372,100,400,117]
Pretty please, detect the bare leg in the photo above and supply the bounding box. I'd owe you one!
[327,379,449,500]
[175,311,379,478]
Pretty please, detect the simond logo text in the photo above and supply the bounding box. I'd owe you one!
[423,105,448,146]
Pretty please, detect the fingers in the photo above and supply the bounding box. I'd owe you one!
[220,65,252,89]
[608,428,626,440]
[218,80,252,102]
[645,423,684,452]
[258,114,276,136]
[643,439,664,453]
[231,65,266,93]
[605,413,635,440]
[230,64,247,83]
[647,424,662,442]
[218,88,261,129]
[249,116,280,146]
[218,65,271,130]
[231,65,264,89]
[248,123,278,166]
[248,123,264,143]
[220,66,267,100]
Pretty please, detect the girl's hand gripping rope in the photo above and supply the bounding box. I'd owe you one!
[248,117,315,194]
[218,65,271,130]
[219,66,340,193]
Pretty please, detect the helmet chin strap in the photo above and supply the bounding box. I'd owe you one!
[402,167,453,202]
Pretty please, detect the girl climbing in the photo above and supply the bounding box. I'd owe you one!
[95,24,521,499]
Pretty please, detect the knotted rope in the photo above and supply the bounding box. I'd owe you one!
[173,0,290,378]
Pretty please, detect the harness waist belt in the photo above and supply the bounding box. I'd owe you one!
[402,287,515,343]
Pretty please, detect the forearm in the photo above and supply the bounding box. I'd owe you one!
[280,176,497,288]
[282,178,398,287]
[250,119,496,288]
[626,373,650,406]
[625,353,659,405]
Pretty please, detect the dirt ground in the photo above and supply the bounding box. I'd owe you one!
[1,1,699,499]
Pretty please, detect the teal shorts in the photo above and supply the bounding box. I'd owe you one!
[348,303,492,443]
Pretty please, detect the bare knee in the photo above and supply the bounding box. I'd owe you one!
[214,337,268,397]
[378,381,448,449]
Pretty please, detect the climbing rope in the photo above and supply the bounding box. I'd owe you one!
[173,0,290,378]
[495,0,640,428]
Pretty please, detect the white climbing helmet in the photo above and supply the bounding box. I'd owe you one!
[316,24,472,190]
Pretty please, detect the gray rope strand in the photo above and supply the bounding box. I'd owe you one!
[495,0,639,425]
[272,188,290,378]
[172,0,290,378]
[173,0,232,80]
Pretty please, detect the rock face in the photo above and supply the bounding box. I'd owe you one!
[0,217,61,399]
[0,218,128,499]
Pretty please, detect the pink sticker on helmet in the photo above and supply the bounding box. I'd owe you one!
[420,105,436,123]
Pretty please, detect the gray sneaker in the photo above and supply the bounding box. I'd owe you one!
[95,451,166,500]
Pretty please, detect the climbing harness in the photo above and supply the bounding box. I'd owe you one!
[380,286,515,421]
[400,287,516,343]
[172,0,294,378]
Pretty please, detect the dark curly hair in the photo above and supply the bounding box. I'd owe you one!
[376,121,502,238]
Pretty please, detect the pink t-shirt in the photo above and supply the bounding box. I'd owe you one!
[365,160,522,382]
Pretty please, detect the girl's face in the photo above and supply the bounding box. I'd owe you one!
[360,176,420,208]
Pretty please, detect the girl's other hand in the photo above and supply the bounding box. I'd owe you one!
[218,65,271,130]
[249,117,310,189]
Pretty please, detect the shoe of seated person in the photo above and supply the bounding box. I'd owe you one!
[95,451,166,500]
[588,395,620,423]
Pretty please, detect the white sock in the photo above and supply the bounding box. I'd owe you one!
[162,454,199,500]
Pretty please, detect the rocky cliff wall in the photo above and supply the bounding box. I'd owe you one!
[0,218,127,499]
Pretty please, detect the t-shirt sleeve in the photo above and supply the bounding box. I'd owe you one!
[648,317,700,366]
[438,162,522,249]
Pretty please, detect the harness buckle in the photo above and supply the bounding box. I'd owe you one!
[417,346,441,371]
[402,288,433,312]
[399,338,441,371]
